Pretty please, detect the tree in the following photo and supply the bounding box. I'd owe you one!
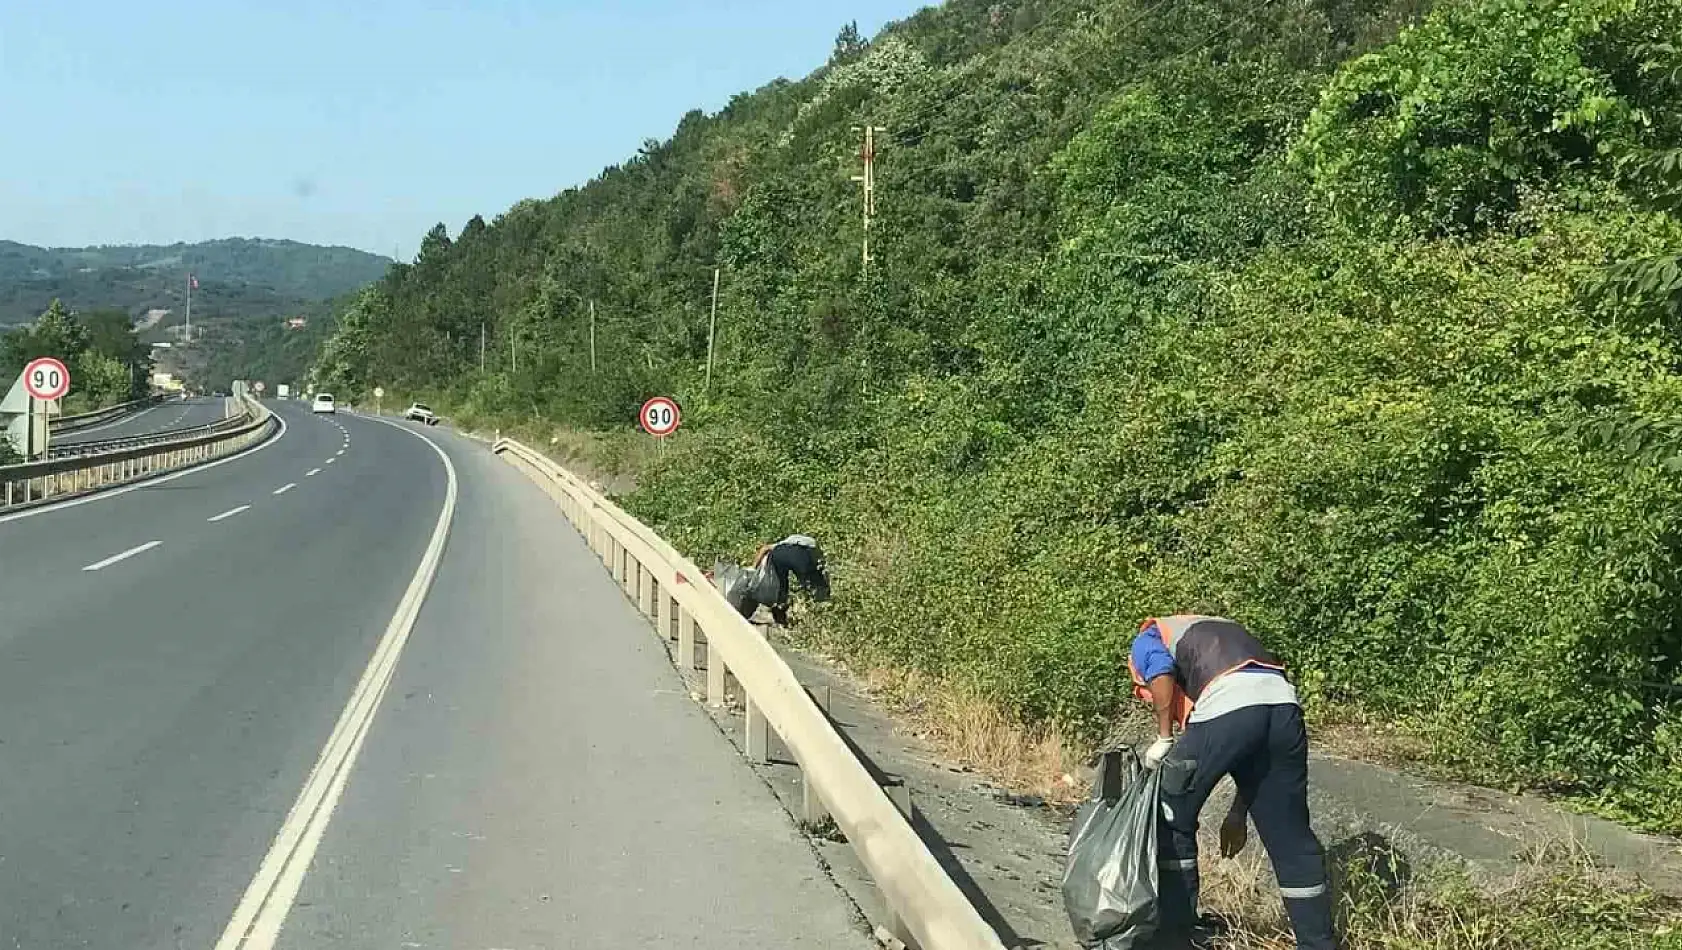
[832,20,866,63]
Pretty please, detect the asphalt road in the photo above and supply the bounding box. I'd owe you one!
[0,402,868,949]
[52,395,231,447]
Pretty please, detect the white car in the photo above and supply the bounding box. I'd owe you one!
[403,403,439,426]
[312,393,336,414]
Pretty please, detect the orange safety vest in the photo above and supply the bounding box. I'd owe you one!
[1129,614,1285,729]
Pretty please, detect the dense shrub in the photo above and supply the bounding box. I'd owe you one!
[314,0,1682,830]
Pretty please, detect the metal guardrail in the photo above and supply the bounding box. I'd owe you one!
[51,394,165,433]
[1,395,276,510]
[48,412,247,459]
[492,437,1007,950]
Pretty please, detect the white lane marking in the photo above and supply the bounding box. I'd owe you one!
[82,540,162,572]
[215,418,458,950]
[325,458,336,465]
[208,505,252,523]
[0,413,289,525]
[335,449,344,456]
[305,468,321,477]
[272,483,296,496]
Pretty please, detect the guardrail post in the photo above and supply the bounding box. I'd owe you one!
[802,686,833,825]
[706,641,728,707]
[678,609,698,670]
[745,697,770,764]
[639,573,656,618]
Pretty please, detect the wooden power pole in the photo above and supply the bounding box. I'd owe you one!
[851,124,886,267]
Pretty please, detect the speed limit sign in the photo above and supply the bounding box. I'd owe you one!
[639,397,681,438]
[23,357,70,401]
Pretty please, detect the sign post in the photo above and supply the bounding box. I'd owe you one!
[374,386,384,416]
[22,357,70,460]
[639,397,680,458]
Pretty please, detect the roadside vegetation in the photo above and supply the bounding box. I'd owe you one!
[1,299,152,415]
[310,0,1682,856]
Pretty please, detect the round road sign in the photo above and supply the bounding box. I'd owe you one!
[374,386,385,399]
[254,381,266,393]
[22,357,70,401]
[639,396,681,438]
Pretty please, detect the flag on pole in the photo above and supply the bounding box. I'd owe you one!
[190,274,199,290]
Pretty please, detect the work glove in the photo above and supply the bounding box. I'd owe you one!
[1219,813,1249,857]
[1144,736,1175,770]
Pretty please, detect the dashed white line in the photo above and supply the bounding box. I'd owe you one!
[82,540,162,572]
[273,483,297,496]
[305,468,321,477]
[335,449,344,456]
[208,505,251,523]
[325,458,336,465]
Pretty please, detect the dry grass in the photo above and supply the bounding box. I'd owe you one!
[1198,834,1682,949]
[854,666,1091,806]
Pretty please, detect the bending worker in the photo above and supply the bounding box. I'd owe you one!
[752,534,832,626]
[1129,614,1337,950]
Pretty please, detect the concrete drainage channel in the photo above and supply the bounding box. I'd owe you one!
[494,436,1009,950]
[0,395,278,511]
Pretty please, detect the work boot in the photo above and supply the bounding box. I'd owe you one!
[1282,893,1339,950]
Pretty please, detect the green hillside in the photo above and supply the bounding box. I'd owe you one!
[311,0,1682,831]
[0,238,390,326]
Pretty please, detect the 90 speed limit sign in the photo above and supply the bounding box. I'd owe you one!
[639,396,681,438]
[23,357,71,401]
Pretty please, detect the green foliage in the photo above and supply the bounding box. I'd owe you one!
[0,300,151,411]
[1294,0,1682,235]
[314,0,1682,832]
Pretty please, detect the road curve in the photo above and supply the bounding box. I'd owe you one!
[52,395,231,447]
[0,402,869,948]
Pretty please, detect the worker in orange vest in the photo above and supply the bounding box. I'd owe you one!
[1129,614,1337,950]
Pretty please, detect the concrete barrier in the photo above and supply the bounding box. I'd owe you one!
[493,437,1008,950]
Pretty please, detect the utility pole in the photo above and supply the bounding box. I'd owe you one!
[851,124,886,267]
[589,300,597,373]
[706,267,720,395]
[480,322,486,371]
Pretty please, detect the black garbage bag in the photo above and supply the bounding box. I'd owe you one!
[1062,748,1161,949]
[749,555,782,605]
[713,560,759,619]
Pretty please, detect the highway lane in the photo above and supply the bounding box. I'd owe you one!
[269,423,871,949]
[0,404,871,948]
[0,401,447,948]
[52,395,230,447]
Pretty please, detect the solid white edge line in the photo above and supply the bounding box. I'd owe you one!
[271,483,296,496]
[0,412,289,526]
[208,505,252,523]
[214,415,458,950]
[81,539,162,571]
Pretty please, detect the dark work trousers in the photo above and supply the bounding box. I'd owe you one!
[1156,703,1337,950]
[766,542,830,624]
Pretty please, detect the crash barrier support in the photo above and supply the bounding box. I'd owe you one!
[492,437,1007,950]
[0,395,276,511]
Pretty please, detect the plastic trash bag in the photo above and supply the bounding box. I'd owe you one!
[749,555,782,605]
[713,560,758,618]
[1062,748,1161,949]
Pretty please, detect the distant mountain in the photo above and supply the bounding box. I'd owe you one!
[0,238,391,325]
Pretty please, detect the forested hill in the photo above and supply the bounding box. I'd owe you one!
[312,0,1682,831]
[0,238,390,324]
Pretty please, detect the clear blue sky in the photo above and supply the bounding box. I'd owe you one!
[0,0,926,257]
